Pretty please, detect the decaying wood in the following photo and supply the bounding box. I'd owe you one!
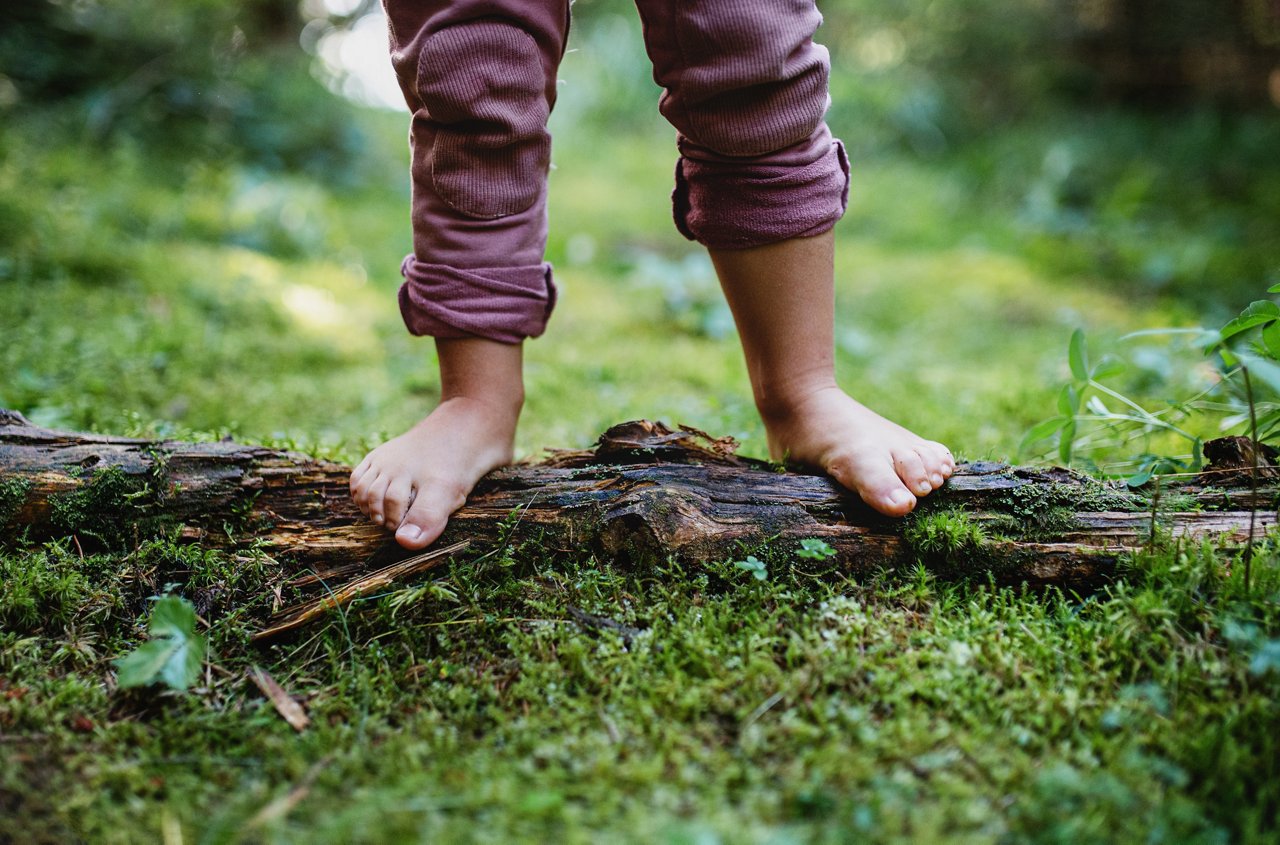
[3,409,1278,636]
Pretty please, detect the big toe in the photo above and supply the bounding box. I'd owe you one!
[829,450,917,517]
[393,485,460,551]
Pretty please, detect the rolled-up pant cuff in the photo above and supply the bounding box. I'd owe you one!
[673,139,850,250]
[398,256,557,343]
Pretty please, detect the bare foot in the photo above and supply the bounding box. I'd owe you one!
[350,396,520,550]
[762,386,954,517]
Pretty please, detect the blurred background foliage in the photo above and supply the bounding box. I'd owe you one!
[0,0,372,174]
[5,0,1279,175]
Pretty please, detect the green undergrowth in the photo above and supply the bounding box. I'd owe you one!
[0,477,31,529]
[46,464,175,550]
[2,529,1279,843]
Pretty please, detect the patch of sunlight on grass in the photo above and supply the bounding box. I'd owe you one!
[203,245,384,347]
[281,282,347,331]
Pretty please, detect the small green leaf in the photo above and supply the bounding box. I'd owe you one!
[797,538,837,560]
[1262,321,1280,359]
[1190,437,1204,471]
[1068,329,1089,382]
[1125,468,1154,488]
[149,593,198,637]
[114,638,184,689]
[733,556,768,581]
[113,595,207,691]
[1058,419,1077,466]
[1120,327,1218,343]
[1219,301,1280,343]
[1090,354,1126,380]
[1019,416,1068,453]
[1057,384,1080,418]
[1269,283,1280,294]
[1238,354,1280,399]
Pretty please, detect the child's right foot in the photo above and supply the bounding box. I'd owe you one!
[759,385,953,517]
[349,395,520,550]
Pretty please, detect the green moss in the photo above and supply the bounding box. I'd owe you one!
[0,477,32,528]
[901,509,1009,582]
[48,464,172,548]
[904,510,989,557]
[985,479,1141,542]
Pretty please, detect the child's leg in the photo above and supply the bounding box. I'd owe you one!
[355,1,569,549]
[636,0,952,515]
[709,232,953,515]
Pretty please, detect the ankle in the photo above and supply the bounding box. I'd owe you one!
[437,390,524,426]
[433,336,525,425]
[753,377,840,428]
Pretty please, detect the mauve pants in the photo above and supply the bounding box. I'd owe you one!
[384,0,849,343]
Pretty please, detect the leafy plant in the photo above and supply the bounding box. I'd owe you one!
[796,538,838,561]
[1202,288,1280,444]
[1023,285,1280,484]
[112,595,207,691]
[733,555,768,581]
[1021,328,1203,484]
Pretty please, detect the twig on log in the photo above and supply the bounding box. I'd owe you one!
[252,540,469,641]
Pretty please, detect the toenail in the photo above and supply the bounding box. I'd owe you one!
[398,525,423,542]
[931,474,943,487]
[889,490,913,508]
[915,481,932,495]
[371,513,383,525]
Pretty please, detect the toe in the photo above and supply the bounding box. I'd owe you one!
[364,474,392,526]
[383,477,414,530]
[829,450,917,517]
[928,442,956,477]
[394,488,458,551]
[892,448,934,497]
[915,447,947,490]
[351,469,381,516]
[350,456,373,492]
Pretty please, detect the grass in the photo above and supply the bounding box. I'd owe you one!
[3,22,1280,841]
[3,533,1279,842]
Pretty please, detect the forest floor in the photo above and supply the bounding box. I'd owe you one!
[2,96,1280,842]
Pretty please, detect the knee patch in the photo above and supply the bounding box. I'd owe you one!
[416,21,551,219]
[670,1,830,157]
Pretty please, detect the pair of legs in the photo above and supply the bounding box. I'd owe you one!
[352,1,954,548]
[353,231,954,549]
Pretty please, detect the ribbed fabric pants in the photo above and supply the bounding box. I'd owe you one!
[384,0,850,344]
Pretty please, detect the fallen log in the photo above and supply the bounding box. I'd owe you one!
[2,410,1275,631]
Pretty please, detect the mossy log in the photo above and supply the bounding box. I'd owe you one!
[2,410,1276,606]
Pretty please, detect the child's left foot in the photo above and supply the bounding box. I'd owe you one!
[760,385,954,517]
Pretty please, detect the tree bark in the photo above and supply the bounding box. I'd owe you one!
[1,410,1273,615]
